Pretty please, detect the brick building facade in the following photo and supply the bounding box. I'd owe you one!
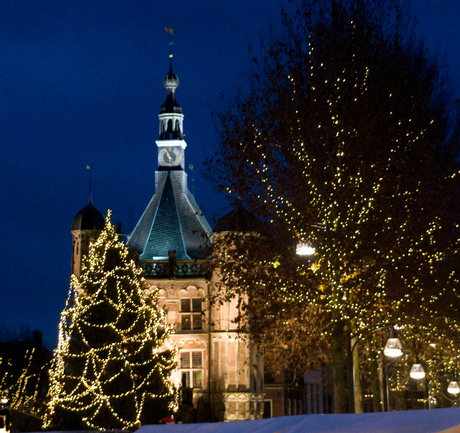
[71,54,326,422]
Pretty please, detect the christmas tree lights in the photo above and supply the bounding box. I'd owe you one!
[0,348,48,416]
[45,211,177,430]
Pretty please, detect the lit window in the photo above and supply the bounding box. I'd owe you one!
[180,298,202,330]
[180,351,203,388]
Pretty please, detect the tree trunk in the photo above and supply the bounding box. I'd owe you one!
[332,320,346,413]
[370,352,382,412]
[351,333,364,413]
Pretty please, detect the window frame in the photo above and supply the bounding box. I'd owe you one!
[180,298,203,331]
[180,350,204,388]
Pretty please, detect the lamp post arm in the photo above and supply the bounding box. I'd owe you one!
[350,324,394,355]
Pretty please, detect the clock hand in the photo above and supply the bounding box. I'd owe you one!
[165,149,173,161]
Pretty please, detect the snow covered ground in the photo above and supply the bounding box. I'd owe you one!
[136,408,460,433]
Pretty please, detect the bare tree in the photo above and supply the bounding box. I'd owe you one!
[207,0,460,413]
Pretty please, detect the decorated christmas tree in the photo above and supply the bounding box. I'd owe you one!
[45,211,176,430]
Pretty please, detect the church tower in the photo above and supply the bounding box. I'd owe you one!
[68,46,306,423]
[127,51,211,261]
[125,52,265,422]
[71,197,105,277]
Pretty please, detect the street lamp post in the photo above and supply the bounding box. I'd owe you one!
[384,328,403,358]
[296,241,315,256]
[447,380,460,408]
[409,356,429,409]
[379,327,404,411]
[447,356,459,406]
[348,326,403,412]
[448,380,460,395]
[409,360,425,380]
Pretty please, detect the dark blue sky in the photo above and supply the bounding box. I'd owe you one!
[1,0,459,348]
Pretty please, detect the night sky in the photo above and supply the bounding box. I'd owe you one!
[1,0,459,348]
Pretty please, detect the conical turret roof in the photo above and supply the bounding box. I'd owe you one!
[72,199,105,231]
[213,202,260,233]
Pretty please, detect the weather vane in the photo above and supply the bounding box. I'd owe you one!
[86,165,92,202]
[164,27,175,61]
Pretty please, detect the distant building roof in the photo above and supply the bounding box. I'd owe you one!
[213,202,260,233]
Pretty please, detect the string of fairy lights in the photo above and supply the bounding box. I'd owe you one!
[213,7,460,405]
[44,211,177,430]
[0,348,47,415]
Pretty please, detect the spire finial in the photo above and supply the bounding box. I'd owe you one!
[86,165,92,203]
[164,27,174,71]
[162,27,179,94]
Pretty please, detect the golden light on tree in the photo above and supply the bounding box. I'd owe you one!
[45,211,177,430]
[206,0,460,413]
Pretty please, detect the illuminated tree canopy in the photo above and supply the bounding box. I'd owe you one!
[46,212,176,430]
[0,330,50,417]
[207,0,460,412]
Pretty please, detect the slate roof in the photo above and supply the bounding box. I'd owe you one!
[160,92,182,115]
[127,170,212,260]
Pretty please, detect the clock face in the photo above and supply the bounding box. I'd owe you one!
[159,146,182,166]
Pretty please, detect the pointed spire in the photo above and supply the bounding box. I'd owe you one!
[163,58,179,95]
[163,27,179,94]
[169,37,174,70]
[159,37,183,140]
